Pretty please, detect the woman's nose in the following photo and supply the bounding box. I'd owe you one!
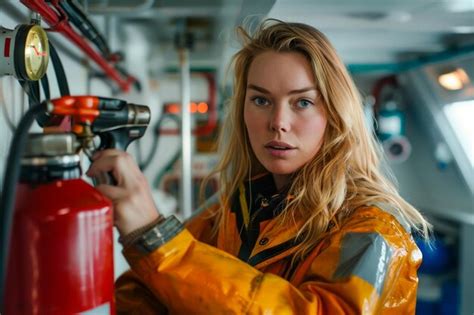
[269,105,290,132]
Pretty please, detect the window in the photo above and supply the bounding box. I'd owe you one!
[443,100,474,167]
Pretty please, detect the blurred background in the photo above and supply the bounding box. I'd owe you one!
[0,1,473,314]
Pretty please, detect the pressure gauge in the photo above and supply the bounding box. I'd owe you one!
[0,24,49,81]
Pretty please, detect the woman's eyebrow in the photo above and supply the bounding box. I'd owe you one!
[288,87,317,95]
[247,84,317,95]
[247,84,270,94]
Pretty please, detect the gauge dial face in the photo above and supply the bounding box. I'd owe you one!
[24,25,49,81]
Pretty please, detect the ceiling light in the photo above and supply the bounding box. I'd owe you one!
[438,68,470,90]
[452,26,474,34]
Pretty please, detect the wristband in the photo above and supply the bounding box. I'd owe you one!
[132,215,184,253]
[119,216,164,248]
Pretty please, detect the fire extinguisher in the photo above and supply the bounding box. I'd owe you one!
[0,96,151,314]
[5,132,115,314]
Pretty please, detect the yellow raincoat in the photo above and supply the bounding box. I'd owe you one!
[115,174,422,314]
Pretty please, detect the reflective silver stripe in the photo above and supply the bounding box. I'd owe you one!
[333,232,393,295]
[371,202,411,233]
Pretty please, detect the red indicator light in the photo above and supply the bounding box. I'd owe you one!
[4,37,11,57]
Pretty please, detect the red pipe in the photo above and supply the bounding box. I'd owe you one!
[20,0,134,92]
[196,72,217,136]
[160,72,217,136]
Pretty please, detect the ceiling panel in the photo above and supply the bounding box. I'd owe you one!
[80,0,474,75]
[268,0,474,64]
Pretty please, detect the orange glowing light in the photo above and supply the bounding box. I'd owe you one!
[167,103,180,114]
[197,102,208,113]
[190,102,197,113]
[165,102,208,114]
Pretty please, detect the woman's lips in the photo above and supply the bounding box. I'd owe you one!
[264,140,295,149]
[264,141,296,157]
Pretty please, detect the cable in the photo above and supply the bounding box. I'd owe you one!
[0,101,46,313]
[20,79,26,116]
[22,80,40,105]
[153,148,182,190]
[57,0,143,93]
[49,41,70,96]
[151,114,182,189]
[139,113,179,171]
[41,74,51,100]
[59,0,111,57]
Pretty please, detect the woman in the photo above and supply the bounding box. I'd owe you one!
[87,19,430,314]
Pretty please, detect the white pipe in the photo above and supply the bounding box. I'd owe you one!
[179,48,192,219]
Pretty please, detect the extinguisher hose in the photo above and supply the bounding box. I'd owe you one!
[0,102,46,312]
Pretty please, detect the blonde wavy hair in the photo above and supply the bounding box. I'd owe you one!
[205,19,430,260]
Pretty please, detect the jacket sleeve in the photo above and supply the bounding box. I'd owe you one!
[120,210,421,314]
[115,270,169,315]
[115,198,220,313]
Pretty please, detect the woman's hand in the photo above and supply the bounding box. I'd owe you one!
[86,149,161,236]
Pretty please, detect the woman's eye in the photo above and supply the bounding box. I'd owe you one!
[296,99,313,108]
[252,96,269,106]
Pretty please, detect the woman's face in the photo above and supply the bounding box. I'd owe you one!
[244,51,327,189]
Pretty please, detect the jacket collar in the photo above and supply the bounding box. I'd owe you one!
[228,173,304,269]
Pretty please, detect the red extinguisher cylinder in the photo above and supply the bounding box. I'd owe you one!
[5,134,115,315]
